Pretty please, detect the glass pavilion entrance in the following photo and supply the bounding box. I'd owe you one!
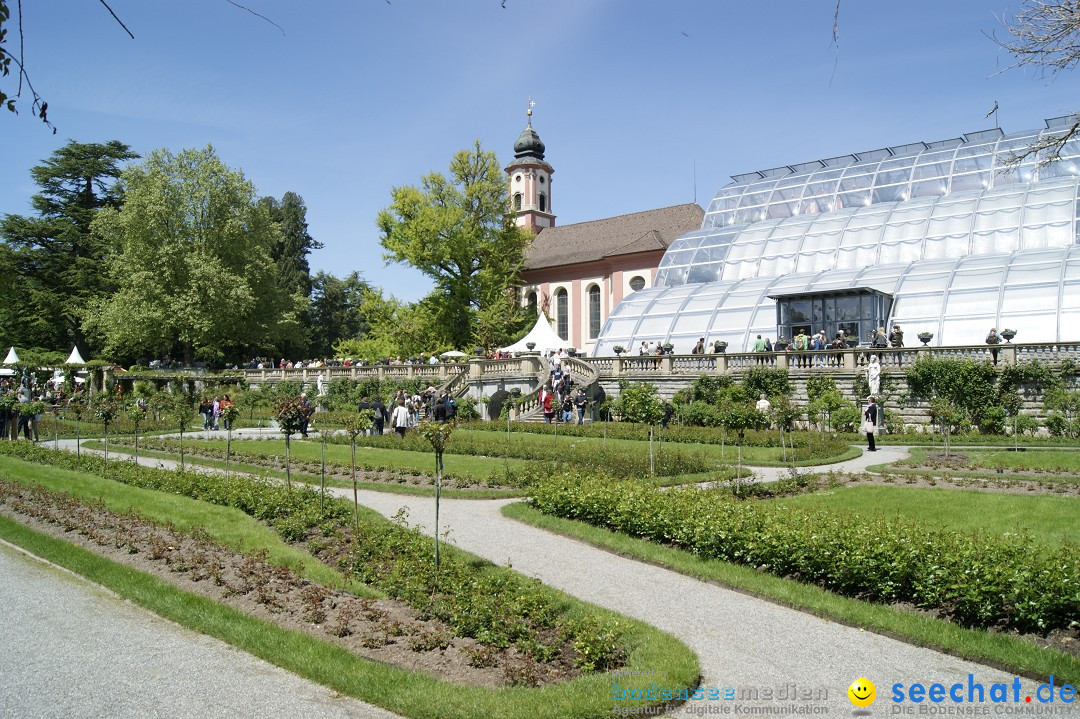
[769,289,893,346]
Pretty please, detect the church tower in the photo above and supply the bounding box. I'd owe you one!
[505,103,555,234]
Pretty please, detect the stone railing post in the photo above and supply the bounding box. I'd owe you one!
[717,354,728,374]
[661,355,673,374]
[774,353,788,370]
[469,359,484,379]
[612,356,622,376]
[842,349,856,371]
[1001,345,1017,366]
[377,366,385,380]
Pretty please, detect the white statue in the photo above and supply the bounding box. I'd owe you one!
[316,373,327,397]
[867,355,881,396]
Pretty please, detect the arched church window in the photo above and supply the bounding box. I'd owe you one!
[588,284,601,339]
[514,193,522,211]
[555,288,568,341]
[539,193,546,212]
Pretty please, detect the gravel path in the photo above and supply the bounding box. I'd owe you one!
[0,540,402,719]
[22,437,1074,717]
[336,488,1068,716]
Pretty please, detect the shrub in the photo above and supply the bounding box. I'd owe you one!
[530,473,1079,634]
[805,375,838,403]
[1012,413,1040,436]
[829,403,861,433]
[1045,412,1072,437]
[677,400,720,427]
[611,380,663,425]
[742,366,790,398]
[976,406,1007,435]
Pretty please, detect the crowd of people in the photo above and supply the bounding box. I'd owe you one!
[197,395,235,431]
[537,350,590,424]
[241,352,489,370]
[740,325,907,368]
[359,386,460,437]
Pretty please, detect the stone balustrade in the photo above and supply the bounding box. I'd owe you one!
[241,342,1080,393]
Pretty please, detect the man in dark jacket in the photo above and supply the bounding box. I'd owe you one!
[372,397,387,435]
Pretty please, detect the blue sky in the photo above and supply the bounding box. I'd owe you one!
[2,0,1078,302]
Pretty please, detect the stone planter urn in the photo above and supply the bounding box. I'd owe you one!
[613,346,625,356]
[713,341,728,354]
[526,342,536,351]
[1000,329,1017,343]
[662,343,674,354]
[918,332,934,347]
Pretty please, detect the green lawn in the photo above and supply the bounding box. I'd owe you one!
[775,484,1079,546]
[921,447,1080,473]
[175,437,535,481]
[453,428,858,467]
[0,454,379,596]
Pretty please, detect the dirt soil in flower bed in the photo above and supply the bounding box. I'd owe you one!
[830,471,1080,497]
[0,481,580,687]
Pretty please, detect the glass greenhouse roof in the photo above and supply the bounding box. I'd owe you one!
[703,117,1080,229]
[593,118,1080,355]
[594,246,1080,355]
[656,175,1080,287]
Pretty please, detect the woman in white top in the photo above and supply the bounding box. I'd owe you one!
[390,399,410,438]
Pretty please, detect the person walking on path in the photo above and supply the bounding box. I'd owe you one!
[863,396,878,452]
[541,385,555,424]
[372,396,387,435]
[390,399,410,438]
[575,388,588,425]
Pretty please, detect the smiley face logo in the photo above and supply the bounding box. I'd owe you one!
[848,677,876,707]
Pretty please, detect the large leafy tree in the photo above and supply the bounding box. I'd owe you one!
[87,146,304,365]
[308,270,370,357]
[377,141,531,349]
[1,140,139,354]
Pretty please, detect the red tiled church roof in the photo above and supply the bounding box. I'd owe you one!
[523,203,704,270]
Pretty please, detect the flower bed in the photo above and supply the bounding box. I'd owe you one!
[0,441,628,677]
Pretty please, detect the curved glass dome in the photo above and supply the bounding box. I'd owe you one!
[594,245,1080,355]
[656,175,1080,287]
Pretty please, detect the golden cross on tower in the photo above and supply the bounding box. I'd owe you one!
[527,97,535,124]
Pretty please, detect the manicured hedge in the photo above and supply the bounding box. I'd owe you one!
[530,472,1079,634]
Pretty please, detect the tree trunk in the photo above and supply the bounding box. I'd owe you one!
[320,431,326,513]
[434,450,442,571]
[351,438,359,534]
[285,434,292,487]
[649,426,655,476]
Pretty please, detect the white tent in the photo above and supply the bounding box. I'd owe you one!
[501,315,566,355]
[3,346,18,364]
[66,346,86,365]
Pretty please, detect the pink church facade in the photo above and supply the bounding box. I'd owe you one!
[506,111,704,353]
